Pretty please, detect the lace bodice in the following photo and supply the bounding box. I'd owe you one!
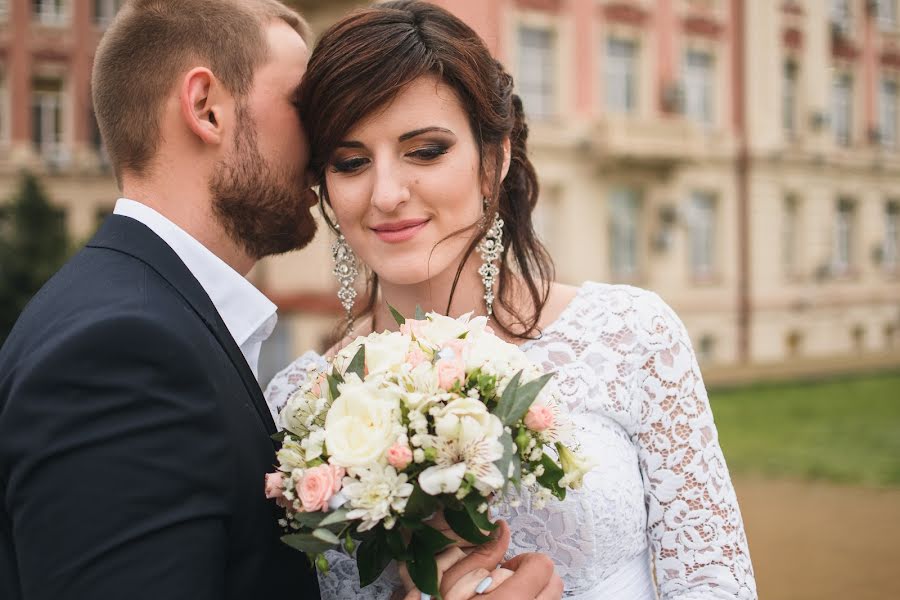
[264,283,757,599]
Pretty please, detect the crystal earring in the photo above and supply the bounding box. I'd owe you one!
[477,211,504,317]
[331,226,359,333]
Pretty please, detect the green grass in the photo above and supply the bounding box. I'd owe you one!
[710,371,900,487]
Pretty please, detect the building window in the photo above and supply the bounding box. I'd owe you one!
[0,0,8,19]
[832,197,856,275]
[608,188,641,278]
[786,330,804,358]
[831,0,853,34]
[783,194,799,276]
[697,334,716,363]
[605,38,638,114]
[688,191,716,278]
[877,0,897,30]
[94,0,124,26]
[517,26,556,120]
[880,78,898,149]
[832,72,853,146]
[783,61,798,137]
[32,0,67,26]
[32,77,65,164]
[684,50,714,125]
[885,201,900,271]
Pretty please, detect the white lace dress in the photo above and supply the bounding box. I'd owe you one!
[264,283,757,600]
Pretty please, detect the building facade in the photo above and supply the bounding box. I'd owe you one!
[1,0,898,385]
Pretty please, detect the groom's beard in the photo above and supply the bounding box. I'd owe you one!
[210,107,317,260]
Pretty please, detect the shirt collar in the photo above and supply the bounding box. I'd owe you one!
[112,198,277,349]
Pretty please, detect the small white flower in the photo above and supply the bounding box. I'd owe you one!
[413,448,425,463]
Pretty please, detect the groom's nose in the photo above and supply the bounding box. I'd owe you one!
[370,163,411,213]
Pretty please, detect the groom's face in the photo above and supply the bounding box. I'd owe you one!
[210,21,318,260]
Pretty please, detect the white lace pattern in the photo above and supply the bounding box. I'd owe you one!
[264,283,757,599]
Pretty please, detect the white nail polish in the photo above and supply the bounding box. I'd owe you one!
[475,576,493,594]
[420,594,431,600]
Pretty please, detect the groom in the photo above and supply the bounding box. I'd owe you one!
[0,1,561,599]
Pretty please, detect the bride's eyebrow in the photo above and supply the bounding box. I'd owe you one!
[398,127,454,141]
[335,141,365,149]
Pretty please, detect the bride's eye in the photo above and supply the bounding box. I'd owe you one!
[330,156,369,173]
[408,144,449,161]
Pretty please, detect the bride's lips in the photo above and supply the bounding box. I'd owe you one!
[371,218,430,243]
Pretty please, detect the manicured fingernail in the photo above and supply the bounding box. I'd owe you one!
[475,576,493,594]
[420,594,431,600]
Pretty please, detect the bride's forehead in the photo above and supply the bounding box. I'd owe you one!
[345,77,468,138]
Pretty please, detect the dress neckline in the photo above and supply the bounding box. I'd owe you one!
[517,282,594,352]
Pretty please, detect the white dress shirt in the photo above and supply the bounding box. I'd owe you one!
[113,198,277,380]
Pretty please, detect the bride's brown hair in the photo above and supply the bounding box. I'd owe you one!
[297,0,554,340]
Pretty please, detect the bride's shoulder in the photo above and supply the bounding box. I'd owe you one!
[567,282,688,343]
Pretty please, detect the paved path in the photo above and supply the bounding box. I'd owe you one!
[735,477,900,600]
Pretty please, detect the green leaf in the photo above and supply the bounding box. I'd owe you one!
[495,371,554,427]
[281,532,338,555]
[403,485,439,522]
[491,371,522,425]
[444,507,492,544]
[270,430,289,443]
[462,495,497,533]
[407,536,441,598]
[536,452,567,501]
[327,371,343,402]
[415,305,426,320]
[347,345,366,380]
[357,529,393,587]
[313,527,341,545]
[385,527,411,561]
[388,303,406,326]
[413,523,455,554]
[318,508,350,527]
[291,511,329,528]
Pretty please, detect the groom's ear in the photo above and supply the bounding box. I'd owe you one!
[180,67,226,146]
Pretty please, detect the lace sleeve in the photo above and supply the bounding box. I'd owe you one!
[632,293,757,600]
[317,550,402,600]
[263,351,328,429]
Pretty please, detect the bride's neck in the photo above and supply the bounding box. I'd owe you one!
[372,255,486,332]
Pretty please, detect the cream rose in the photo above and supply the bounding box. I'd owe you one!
[325,375,400,469]
[361,331,411,374]
[416,313,469,348]
[434,397,504,447]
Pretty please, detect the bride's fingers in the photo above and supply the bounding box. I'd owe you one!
[477,567,514,594]
[435,545,468,575]
[442,567,493,600]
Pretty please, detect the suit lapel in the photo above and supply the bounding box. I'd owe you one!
[88,215,278,439]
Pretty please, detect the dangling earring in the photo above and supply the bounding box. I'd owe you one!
[331,226,359,334]
[477,203,504,317]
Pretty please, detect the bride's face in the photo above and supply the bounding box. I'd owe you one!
[324,75,486,287]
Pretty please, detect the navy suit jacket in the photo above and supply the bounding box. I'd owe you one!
[0,215,319,599]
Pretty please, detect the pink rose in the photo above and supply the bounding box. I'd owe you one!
[524,405,554,432]
[441,339,467,361]
[437,358,466,391]
[406,347,427,369]
[265,472,285,499]
[386,443,413,470]
[296,464,345,513]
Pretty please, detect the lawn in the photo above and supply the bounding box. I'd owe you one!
[709,371,900,487]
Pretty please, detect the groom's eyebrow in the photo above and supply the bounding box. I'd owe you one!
[398,127,453,141]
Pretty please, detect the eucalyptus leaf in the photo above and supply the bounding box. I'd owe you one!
[444,507,492,544]
[318,508,350,527]
[415,305,426,321]
[502,372,554,427]
[281,533,338,555]
[347,345,366,380]
[491,371,522,425]
[313,527,341,545]
[357,529,393,587]
[493,430,515,487]
[291,511,328,528]
[388,303,406,326]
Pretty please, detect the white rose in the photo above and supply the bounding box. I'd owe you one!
[325,375,400,469]
[434,397,504,447]
[362,331,411,374]
[418,462,467,495]
[465,329,530,374]
[417,313,469,348]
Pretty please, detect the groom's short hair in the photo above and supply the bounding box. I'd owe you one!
[91,0,310,185]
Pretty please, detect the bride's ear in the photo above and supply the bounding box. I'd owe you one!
[180,67,226,146]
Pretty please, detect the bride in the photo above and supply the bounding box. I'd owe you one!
[266,1,757,598]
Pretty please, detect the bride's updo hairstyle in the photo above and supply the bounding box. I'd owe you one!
[297,0,554,340]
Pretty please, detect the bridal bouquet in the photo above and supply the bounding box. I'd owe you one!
[265,309,593,596]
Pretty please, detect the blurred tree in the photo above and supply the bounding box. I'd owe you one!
[0,173,70,346]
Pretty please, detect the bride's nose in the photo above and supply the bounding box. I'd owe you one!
[370,163,411,213]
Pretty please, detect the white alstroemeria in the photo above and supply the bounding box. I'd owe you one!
[343,464,414,532]
[556,443,596,490]
[304,428,326,462]
[415,313,470,348]
[277,437,306,471]
[418,462,467,495]
[434,397,504,447]
[325,374,400,469]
